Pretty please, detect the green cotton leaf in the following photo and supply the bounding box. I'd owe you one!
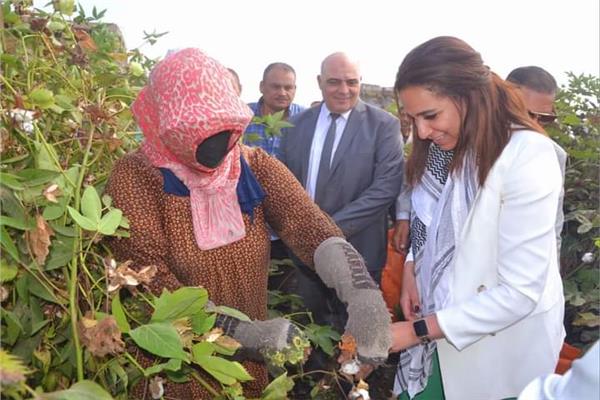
[38,380,113,400]
[34,142,60,172]
[210,305,251,323]
[80,186,102,222]
[1,226,20,262]
[43,201,67,221]
[577,220,593,234]
[304,323,341,356]
[111,294,130,333]
[261,372,294,399]
[0,260,18,282]
[98,209,123,235]
[54,94,74,110]
[16,169,60,187]
[193,355,253,385]
[151,287,209,322]
[0,172,25,190]
[28,273,63,304]
[61,166,80,196]
[129,322,189,361]
[191,311,216,335]
[48,223,76,237]
[45,235,75,271]
[191,341,215,359]
[67,206,98,231]
[0,215,34,230]
[144,358,182,377]
[101,194,113,208]
[562,113,581,125]
[2,310,23,346]
[29,88,55,109]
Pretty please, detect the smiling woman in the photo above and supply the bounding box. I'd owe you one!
[390,36,566,400]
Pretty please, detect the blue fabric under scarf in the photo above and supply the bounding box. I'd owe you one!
[159,156,265,220]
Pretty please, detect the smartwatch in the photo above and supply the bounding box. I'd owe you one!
[413,319,430,344]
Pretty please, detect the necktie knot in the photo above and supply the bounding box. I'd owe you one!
[330,113,340,121]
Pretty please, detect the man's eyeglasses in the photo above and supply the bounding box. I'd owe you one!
[528,110,557,126]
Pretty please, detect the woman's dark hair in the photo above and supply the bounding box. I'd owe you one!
[395,36,543,186]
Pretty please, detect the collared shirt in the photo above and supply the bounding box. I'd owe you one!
[242,98,305,157]
[305,103,352,200]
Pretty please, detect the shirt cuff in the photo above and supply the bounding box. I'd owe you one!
[396,211,410,220]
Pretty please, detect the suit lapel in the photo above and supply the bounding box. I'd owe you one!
[330,101,365,174]
[299,107,321,185]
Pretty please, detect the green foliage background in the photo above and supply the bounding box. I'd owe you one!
[1,1,598,399]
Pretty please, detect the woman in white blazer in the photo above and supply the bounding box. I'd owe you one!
[389,36,565,400]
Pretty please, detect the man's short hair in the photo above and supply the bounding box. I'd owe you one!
[262,62,296,80]
[506,66,558,94]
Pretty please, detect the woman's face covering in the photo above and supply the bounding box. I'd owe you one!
[195,131,233,168]
[399,86,462,151]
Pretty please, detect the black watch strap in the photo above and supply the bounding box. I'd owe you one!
[413,318,430,344]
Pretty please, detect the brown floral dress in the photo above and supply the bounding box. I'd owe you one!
[105,145,342,399]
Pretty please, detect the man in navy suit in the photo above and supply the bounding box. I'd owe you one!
[279,52,403,334]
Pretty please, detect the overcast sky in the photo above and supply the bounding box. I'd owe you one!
[39,0,600,106]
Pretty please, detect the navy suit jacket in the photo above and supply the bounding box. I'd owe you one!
[279,101,404,271]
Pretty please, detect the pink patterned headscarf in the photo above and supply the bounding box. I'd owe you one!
[132,48,254,250]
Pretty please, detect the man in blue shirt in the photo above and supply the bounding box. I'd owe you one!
[243,62,305,157]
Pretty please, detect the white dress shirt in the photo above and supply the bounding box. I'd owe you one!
[305,104,352,199]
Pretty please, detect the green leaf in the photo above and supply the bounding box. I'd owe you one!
[67,206,97,231]
[16,169,60,187]
[28,273,62,304]
[577,220,593,234]
[45,235,75,271]
[192,355,253,385]
[191,312,215,335]
[101,194,113,207]
[35,142,60,172]
[151,287,208,322]
[2,310,23,346]
[562,113,581,125]
[210,305,251,323]
[54,94,74,110]
[0,172,25,190]
[49,222,76,237]
[144,358,182,376]
[0,215,34,230]
[29,88,55,109]
[0,260,18,282]
[80,186,102,222]
[0,226,20,262]
[191,341,215,359]
[98,208,123,235]
[129,322,189,361]
[43,201,67,220]
[304,324,341,356]
[261,372,294,399]
[111,294,130,333]
[39,380,113,400]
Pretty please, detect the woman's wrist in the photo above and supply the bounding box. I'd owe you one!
[423,313,444,340]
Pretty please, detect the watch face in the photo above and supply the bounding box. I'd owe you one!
[413,319,429,337]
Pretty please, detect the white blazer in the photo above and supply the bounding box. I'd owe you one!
[435,130,565,400]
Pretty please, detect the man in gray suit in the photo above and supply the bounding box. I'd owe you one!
[278,54,403,355]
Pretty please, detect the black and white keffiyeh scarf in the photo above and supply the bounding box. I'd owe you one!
[394,143,478,398]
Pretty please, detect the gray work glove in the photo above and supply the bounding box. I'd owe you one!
[214,313,305,363]
[314,237,392,365]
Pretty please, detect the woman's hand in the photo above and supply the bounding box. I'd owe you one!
[400,261,420,321]
[392,219,410,254]
[389,315,444,353]
[389,321,419,352]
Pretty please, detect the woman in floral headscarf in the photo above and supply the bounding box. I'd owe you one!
[105,48,392,399]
